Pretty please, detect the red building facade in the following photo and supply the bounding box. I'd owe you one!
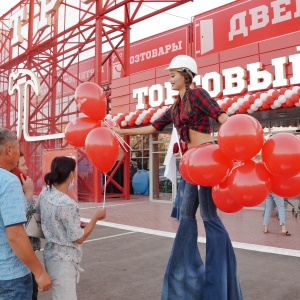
[1,0,299,202]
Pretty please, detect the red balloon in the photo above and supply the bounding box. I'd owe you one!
[85,127,120,173]
[291,94,299,103]
[269,171,300,198]
[248,95,256,104]
[75,82,107,120]
[242,101,251,110]
[227,160,271,207]
[266,96,274,105]
[261,133,300,177]
[179,148,198,185]
[221,103,228,111]
[272,90,280,99]
[65,117,100,147]
[212,179,243,213]
[187,144,233,186]
[218,114,264,161]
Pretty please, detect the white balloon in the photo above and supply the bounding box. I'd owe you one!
[244,94,250,101]
[292,86,300,93]
[260,92,267,101]
[157,108,163,116]
[237,97,244,106]
[273,100,281,107]
[135,119,142,125]
[121,120,127,127]
[254,99,262,107]
[227,107,235,115]
[250,104,258,111]
[125,115,130,122]
[247,108,254,114]
[267,89,275,96]
[231,103,239,111]
[284,89,293,98]
[278,95,286,104]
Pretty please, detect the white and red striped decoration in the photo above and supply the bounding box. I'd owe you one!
[105,86,300,127]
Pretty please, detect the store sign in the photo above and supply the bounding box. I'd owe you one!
[194,0,300,55]
[133,46,300,109]
[112,27,188,78]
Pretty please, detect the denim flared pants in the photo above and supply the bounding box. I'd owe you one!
[171,177,185,221]
[161,181,243,300]
[171,159,185,221]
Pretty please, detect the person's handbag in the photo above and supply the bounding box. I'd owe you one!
[25,213,45,239]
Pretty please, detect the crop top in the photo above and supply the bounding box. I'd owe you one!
[152,88,225,143]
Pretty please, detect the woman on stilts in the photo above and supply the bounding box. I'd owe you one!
[113,54,243,300]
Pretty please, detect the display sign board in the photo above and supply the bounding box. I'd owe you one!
[194,0,300,56]
[112,26,189,78]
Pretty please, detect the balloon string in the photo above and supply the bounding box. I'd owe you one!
[103,121,132,152]
[115,134,131,152]
[103,173,106,208]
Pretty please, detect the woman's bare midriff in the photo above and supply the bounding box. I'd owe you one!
[187,129,213,149]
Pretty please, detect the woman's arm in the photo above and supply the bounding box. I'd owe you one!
[218,113,229,124]
[112,125,156,136]
[75,208,106,244]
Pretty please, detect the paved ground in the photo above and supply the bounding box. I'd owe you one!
[37,196,300,300]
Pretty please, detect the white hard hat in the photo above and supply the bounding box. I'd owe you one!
[165,55,198,76]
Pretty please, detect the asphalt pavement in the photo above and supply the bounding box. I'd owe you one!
[37,196,300,300]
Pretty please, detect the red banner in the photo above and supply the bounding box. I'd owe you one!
[194,0,300,56]
[112,26,189,78]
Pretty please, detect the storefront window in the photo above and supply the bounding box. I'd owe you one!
[130,135,149,170]
[151,132,180,202]
[129,129,180,201]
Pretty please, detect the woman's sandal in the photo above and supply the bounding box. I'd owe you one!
[263,228,268,234]
[282,231,291,236]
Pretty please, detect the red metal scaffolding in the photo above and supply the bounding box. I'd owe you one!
[0,0,192,201]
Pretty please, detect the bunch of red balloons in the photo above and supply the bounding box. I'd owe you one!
[179,114,300,213]
[64,82,120,173]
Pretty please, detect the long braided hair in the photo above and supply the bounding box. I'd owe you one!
[171,69,193,116]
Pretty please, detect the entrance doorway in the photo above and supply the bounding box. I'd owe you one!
[149,132,180,202]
